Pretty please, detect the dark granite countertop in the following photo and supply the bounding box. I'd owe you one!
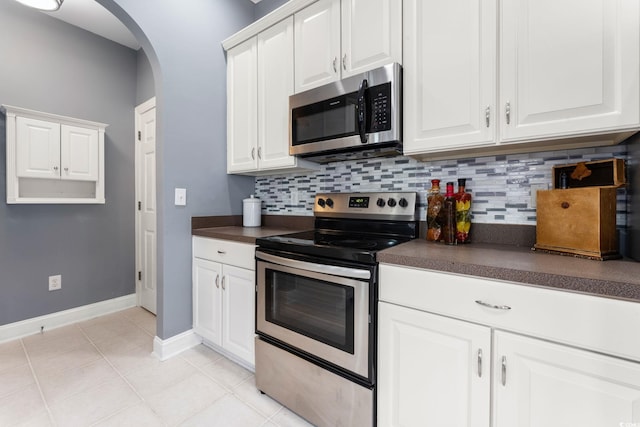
[378,239,640,303]
[191,214,314,244]
[192,226,303,244]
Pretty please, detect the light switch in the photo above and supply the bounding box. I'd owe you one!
[175,188,187,206]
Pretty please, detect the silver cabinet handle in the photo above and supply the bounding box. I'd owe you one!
[485,106,491,128]
[477,349,483,378]
[53,166,59,171]
[475,300,511,311]
[342,54,347,70]
[217,250,226,255]
[332,57,337,73]
[251,147,255,160]
[257,147,262,159]
[501,356,507,386]
[215,274,220,289]
[505,102,511,125]
[221,276,226,290]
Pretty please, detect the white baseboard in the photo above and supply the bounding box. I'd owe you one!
[0,294,137,344]
[152,329,202,361]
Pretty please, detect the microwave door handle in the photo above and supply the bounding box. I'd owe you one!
[357,78,369,143]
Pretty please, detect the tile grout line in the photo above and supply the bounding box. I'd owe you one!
[20,335,59,427]
[77,313,168,427]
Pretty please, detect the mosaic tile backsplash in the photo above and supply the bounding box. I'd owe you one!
[255,144,629,226]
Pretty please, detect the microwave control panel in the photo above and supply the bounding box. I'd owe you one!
[369,82,392,132]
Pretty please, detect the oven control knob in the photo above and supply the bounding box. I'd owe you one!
[325,198,334,208]
[387,198,397,207]
[399,198,408,208]
[376,198,386,207]
[317,198,326,207]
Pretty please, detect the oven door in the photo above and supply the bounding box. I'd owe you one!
[256,250,372,380]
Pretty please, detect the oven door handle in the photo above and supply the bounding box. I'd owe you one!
[256,251,371,280]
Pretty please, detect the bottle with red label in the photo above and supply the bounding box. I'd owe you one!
[455,178,472,243]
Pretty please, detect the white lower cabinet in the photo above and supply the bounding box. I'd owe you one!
[378,302,491,427]
[192,237,256,369]
[494,331,640,427]
[378,264,640,427]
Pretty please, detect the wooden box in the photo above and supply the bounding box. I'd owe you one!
[552,158,626,189]
[534,187,618,259]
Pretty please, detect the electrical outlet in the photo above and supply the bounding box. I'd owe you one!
[48,275,61,291]
[530,184,548,209]
[290,190,299,205]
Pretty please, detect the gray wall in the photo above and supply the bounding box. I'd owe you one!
[136,49,155,106]
[98,0,261,338]
[255,0,290,19]
[0,1,137,325]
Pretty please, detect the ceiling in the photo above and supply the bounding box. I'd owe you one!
[42,0,140,50]
[40,0,264,51]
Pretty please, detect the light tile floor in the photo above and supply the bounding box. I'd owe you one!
[0,307,314,427]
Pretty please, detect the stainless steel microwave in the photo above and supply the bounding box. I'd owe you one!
[289,63,402,163]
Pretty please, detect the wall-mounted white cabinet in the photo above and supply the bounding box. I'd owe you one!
[226,18,318,176]
[294,0,402,93]
[403,0,640,159]
[2,105,106,204]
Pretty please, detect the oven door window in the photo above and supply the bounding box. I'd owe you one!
[265,268,355,354]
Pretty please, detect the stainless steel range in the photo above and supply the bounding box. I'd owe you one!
[254,192,419,427]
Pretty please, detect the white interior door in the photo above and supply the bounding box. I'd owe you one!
[135,98,157,314]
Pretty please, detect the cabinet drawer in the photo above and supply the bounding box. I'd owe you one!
[193,236,255,270]
[379,264,640,362]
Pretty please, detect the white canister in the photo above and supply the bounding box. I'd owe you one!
[243,195,262,227]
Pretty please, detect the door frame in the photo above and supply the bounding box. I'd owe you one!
[134,97,157,311]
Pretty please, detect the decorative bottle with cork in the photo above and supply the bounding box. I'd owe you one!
[443,182,456,245]
[427,179,444,242]
[455,178,472,243]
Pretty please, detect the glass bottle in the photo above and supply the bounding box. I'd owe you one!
[455,178,472,243]
[443,182,456,245]
[426,179,444,242]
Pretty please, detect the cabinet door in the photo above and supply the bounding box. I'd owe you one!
[294,0,340,93]
[193,258,223,346]
[221,265,256,367]
[16,117,60,179]
[60,125,99,181]
[500,0,640,142]
[341,0,401,78]
[378,302,491,427]
[227,37,259,173]
[494,331,640,427]
[257,17,296,171]
[403,0,497,155]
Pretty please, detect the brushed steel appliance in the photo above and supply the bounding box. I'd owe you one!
[255,192,418,427]
[289,63,402,163]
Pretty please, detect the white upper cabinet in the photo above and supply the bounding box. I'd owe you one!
[341,0,402,77]
[227,18,318,175]
[3,105,106,204]
[404,0,640,159]
[16,117,61,180]
[60,124,99,181]
[294,0,401,93]
[227,37,259,173]
[294,0,341,92]
[257,17,298,171]
[499,0,640,143]
[403,0,497,155]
